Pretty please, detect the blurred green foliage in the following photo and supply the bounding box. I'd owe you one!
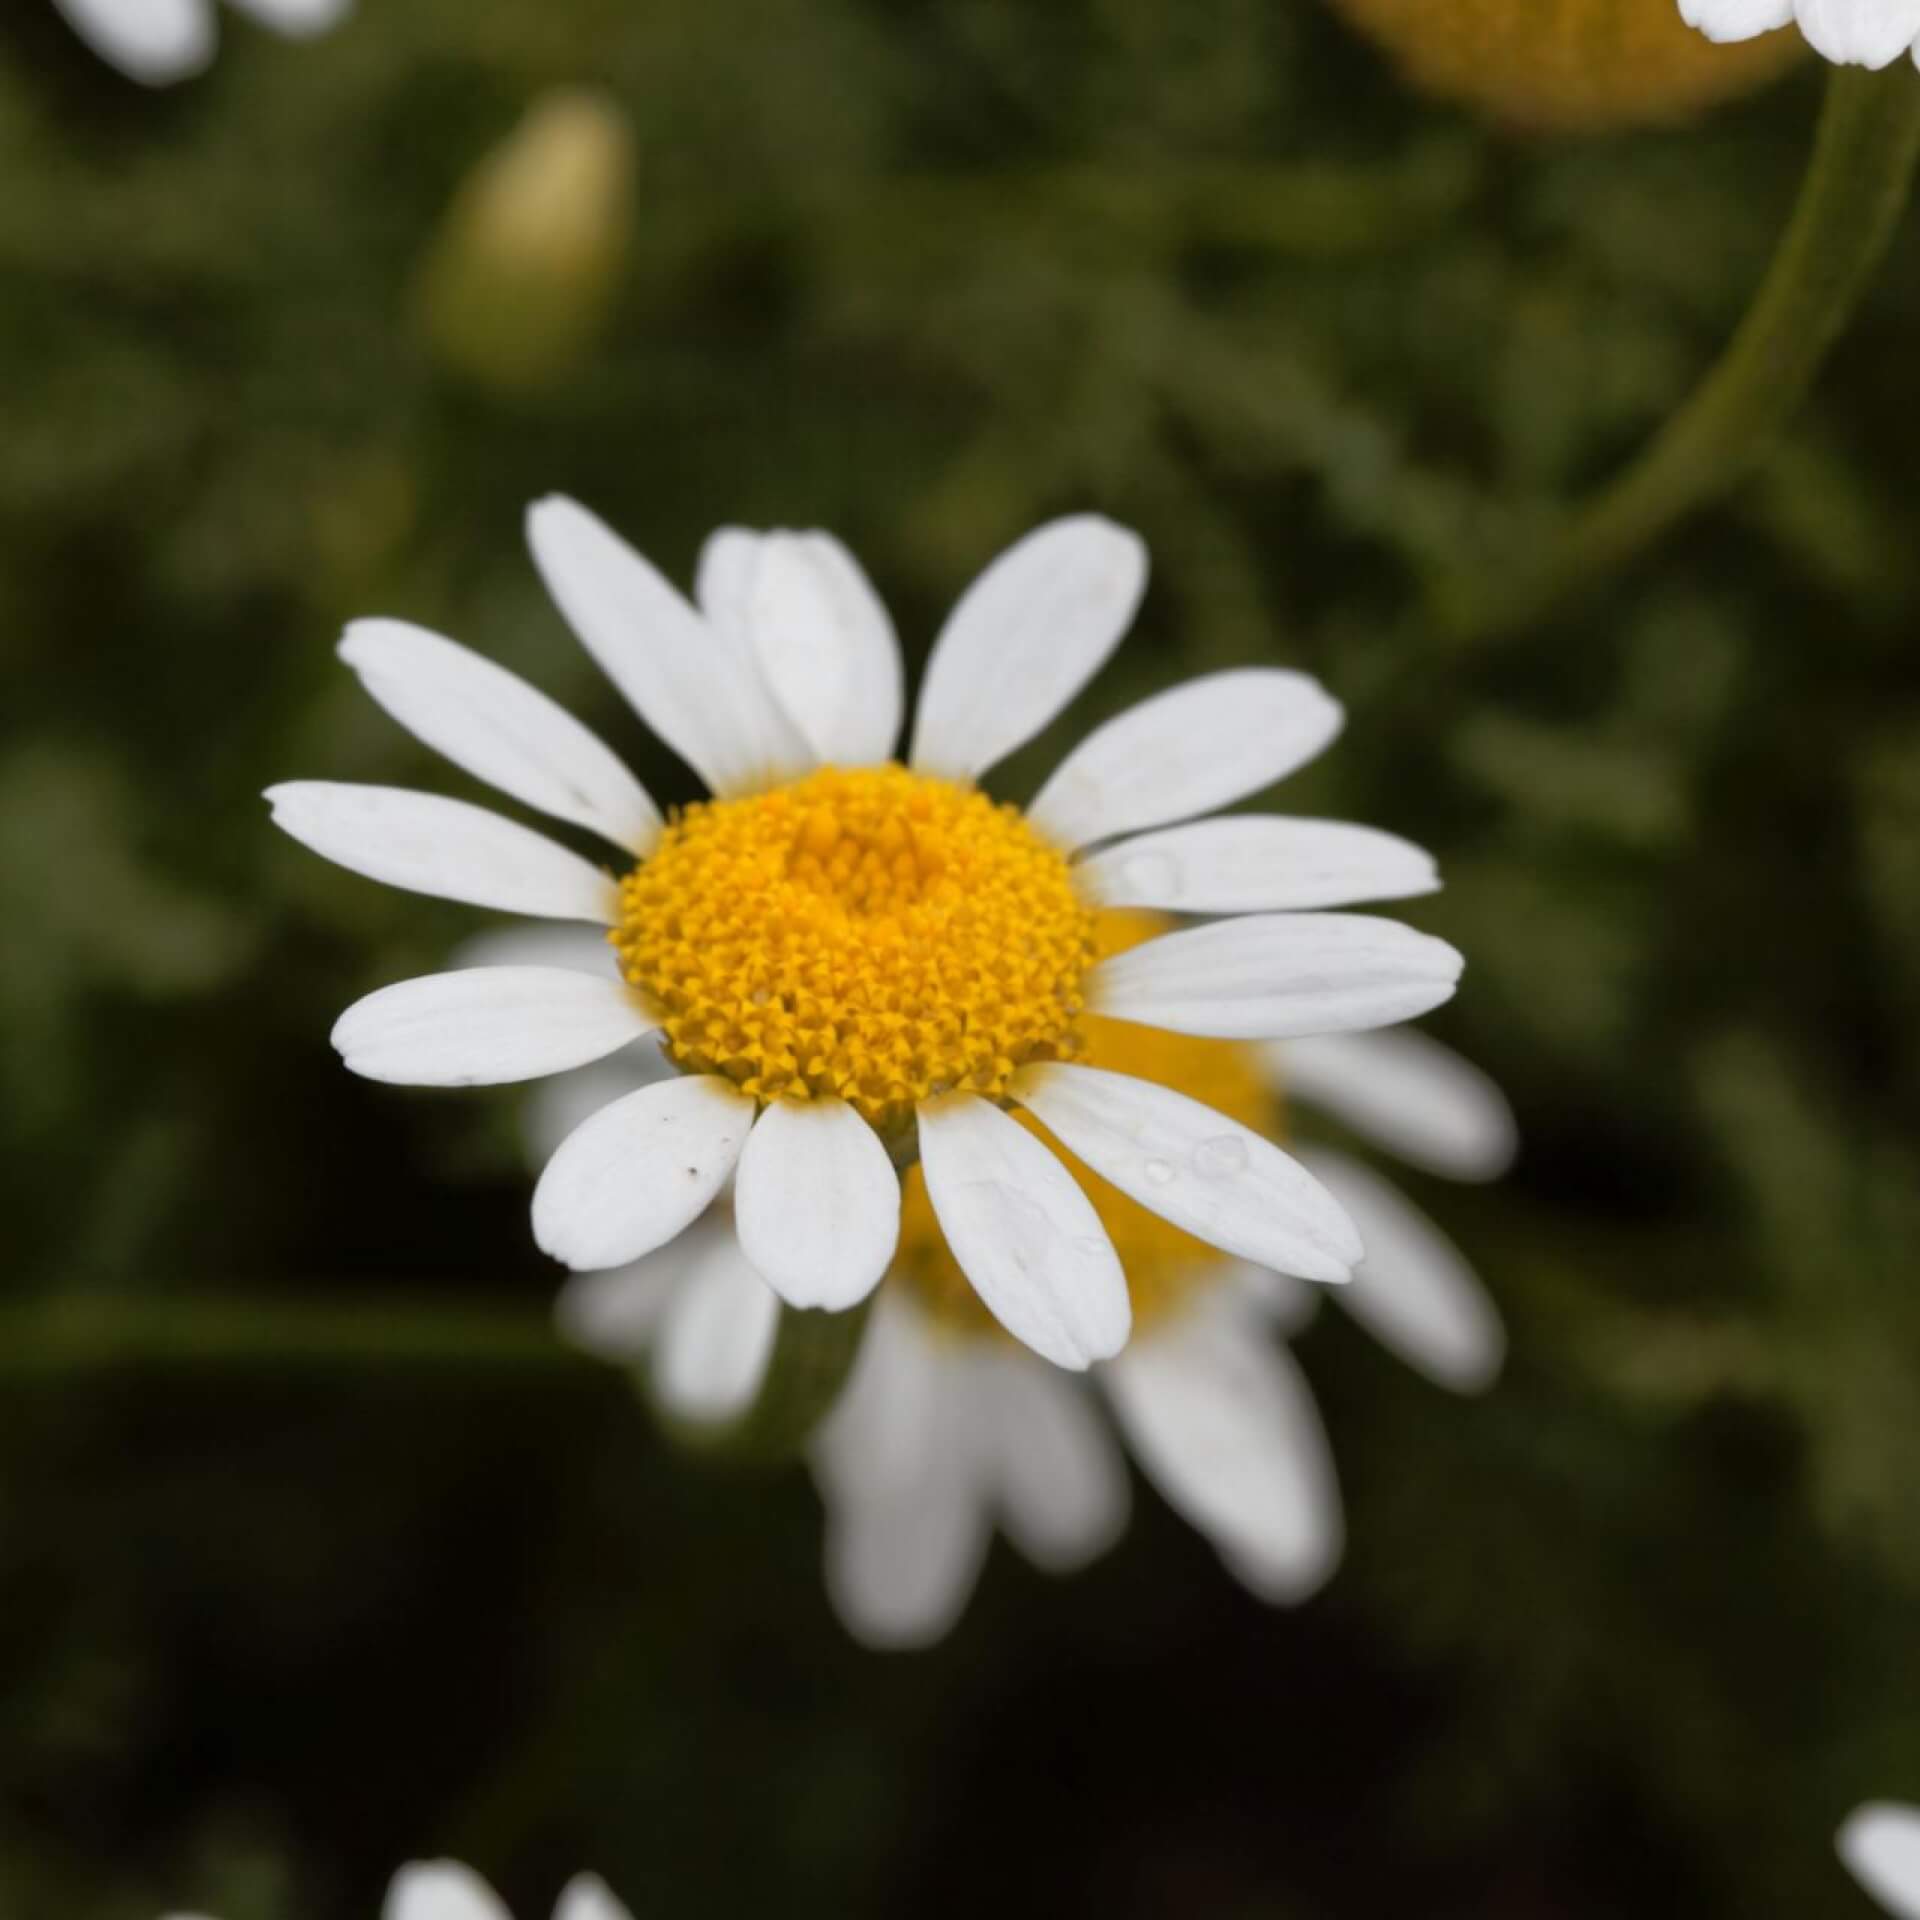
[2,0,1920,1914]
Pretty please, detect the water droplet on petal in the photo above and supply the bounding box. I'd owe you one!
[1193,1133,1249,1177]
[1143,1157,1177,1185]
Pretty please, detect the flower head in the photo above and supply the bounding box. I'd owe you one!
[273,505,1460,1370]
[52,0,351,86]
[1842,1804,1920,1917]
[1681,0,1920,67]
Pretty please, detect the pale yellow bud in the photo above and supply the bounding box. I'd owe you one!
[415,89,637,392]
[1329,0,1803,131]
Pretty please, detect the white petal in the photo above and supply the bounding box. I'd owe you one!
[338,619,660,856]
[825,1464,992,1650]
[1092,912,1462,1040]
[51,0,214,84]
[916,1094,1131,1370]
[555,1876,635,1920]
[1029,669,1342,852]
[733,1098,900,1310]
[521,1051,673,1166]
[1795,0,1920,65]
[1105,1295,1342,1603]
[532,1076,755,1271]
[527,496,806,796]
[1841,1804,1920,1919]
[1297,1146,1505,1394]
[383,1862,511,1920]
[222,0,353,36]
[1678,0,1795,39]
[1276,1028,1516,1181]
[451,921,624,980]
[908,516,1148,781]
[1012,1063,1360,1283]
[983,1353,1130,1570]
[266,782,617,922]
[730,531,904,766]
[331,968,657,1087]
[553,1242,687,1362]
[1078,816,1438,915]
[651,1230,780,1424]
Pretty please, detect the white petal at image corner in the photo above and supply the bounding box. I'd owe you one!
[52,0,351,85]
[1842,1804,1920,1917]
[1679,0,1920,65]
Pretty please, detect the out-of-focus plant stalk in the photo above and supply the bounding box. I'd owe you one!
[1446,64,1920,645]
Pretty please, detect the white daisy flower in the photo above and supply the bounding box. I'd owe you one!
[52,0,351,87]
[167,1855,630,1920]
[272,505,1462,1371]
[1842,1804,1920,1917]
[1679,0,1920,68]
[552,911,1514,1648]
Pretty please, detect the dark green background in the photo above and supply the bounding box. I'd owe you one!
[3,2,1918,1913]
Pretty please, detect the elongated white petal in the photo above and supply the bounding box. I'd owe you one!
[331,968,657,1087]
[1079,816,1438,915]
[528,496,806,796]
[1093,912,1461,1040]
[984,1355,1129,1570]
[532,1076,754,1271]
[1841,1803,1920,1919]
[733,1098,900,1310]
[917,1094,1131,1370]
[825,1458,993,1651]
[383,1861,511,1920]
[1012,1063,1359,1283]
[555,1876,636,1920]
[651,1232,780,1424]
[223,0,353,34]
[1105,1296,1342,1603]
[1276,1028,1516,1181]
[1030,669,1341,851]
[909,516,1147,780]
[1297,1146,1505,1393]
[452,921,623,980]
[266,782,617,922]
[51,0,214,84]
[1678,0,1795,40]
[552,1238,689,1362]
[338,619,660,855]
[733,531,904,765]
[1797,0,1920,65]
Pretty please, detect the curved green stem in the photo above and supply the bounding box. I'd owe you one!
[1445,63,1920,646]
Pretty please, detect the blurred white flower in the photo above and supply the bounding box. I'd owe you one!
[1679,0,1920,67]
[165,1856,630,1920]
[273,506,1459,1370]
[551,911,1514,1647]
[52,0,351,86]
[1841,1804,1920,1917]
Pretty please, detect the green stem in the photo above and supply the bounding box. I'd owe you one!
[677,1296,876,1464]
[1445,63,1920,645]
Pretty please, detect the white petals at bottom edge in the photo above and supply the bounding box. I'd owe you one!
[733,1097,900,1309]
[532,1077,755,1271]
[1104,1291,1343,1603]
[915,1094,1131,1370]
[1839,1802,1920,1920]
[383,1858,634,1920]
[1296,1145,1506,1394]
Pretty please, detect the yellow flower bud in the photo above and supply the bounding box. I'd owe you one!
[414,89,636,393]
[1329,0,1803,131]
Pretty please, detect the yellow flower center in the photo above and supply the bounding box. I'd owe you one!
[611,765,1097,1138]
[890,911,1285,1340]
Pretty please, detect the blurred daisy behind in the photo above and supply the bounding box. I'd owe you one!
[273,506,1461,1369]
[166,1857,630,1920]
[1841,1804,1920,1917]
[51,0,351,86]
[542,912,1514,1648]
